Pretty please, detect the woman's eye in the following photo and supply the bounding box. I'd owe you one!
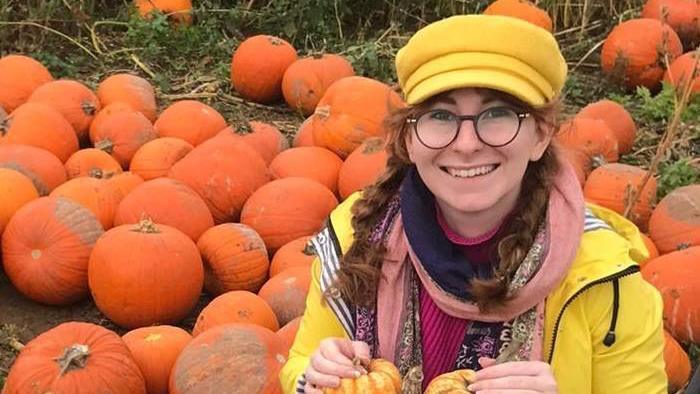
[482,107,513,119]
[428,110,456,122]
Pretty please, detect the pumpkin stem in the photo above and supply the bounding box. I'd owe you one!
[314,105,331,121]
[0,117,11,136]
[302,241,316,256]
[81,101,97,116]
[88,167,104,179]
[401,365,423,394]
[55,343,90,376]
[131,216,161,233]
[237,122,252,135]
[362,137,385,154]
[94,139,114,154]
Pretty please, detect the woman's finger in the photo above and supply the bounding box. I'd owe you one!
[311,352,362,379]
[475,360,551,380]
[304,366,342,389]
[468,375,550,392]
[303,382,323,394]
[350,341,371,366]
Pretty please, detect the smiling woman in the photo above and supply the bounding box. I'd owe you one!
[280,14,668,394]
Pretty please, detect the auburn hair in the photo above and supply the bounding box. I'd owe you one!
[327,89,562,311]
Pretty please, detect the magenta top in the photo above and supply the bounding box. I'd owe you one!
[419,206,505,385]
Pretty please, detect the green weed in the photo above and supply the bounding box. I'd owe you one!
[657,159,700,200]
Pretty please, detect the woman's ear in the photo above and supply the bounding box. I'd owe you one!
[529,122,555,162]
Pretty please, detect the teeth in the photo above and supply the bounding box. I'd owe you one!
[445,165,496,178]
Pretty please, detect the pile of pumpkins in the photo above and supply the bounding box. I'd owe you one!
[1,0,700,393]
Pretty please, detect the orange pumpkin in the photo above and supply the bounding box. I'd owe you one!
[1,196,103,305]
[601,18,683,90]
[258,266,312,326]
[277,316,301,352]
[241,177,338,252]
[282,54,355,115]
[640,233,660,267]
[218,121,289,164]
[0,144,66,195]
[0,54,53,112]
[88,219,204,329]
[105,171,145,200]
[269,146,343,194]
[583,163,657,230]
[130,137,193,180]
[0,168,39,235]
[641,0,700,46]
[89,102,137,139]
[293,116,315,147]
[324,359,401,393]
[0,102,79,162]
[90,109,157,169]
[3,322,146,393]
[559,147,593,188]
[648,184,700,253]
[424,369,476,393]
[168,136,270,223]
[49,176,121,230]
[483,0,553,32]
[169,323,287,394]
[154,100,227,146]
[134,0,193,26]
[122,325,193,394]
[28,79,101,139]
[197,223,270,295]
[270,236,315,277]
[312,76,404,158]
[114,178,214,242]
[576,100,637,154]
[64,148,123,179]
[556,117,619,164]
[231,35,298,104]
[663,330,692,392]
[338,137,389,199]
[663,51,700,95]
[97,73,158,122]
[192,291,279,336]
[641,246,700,343]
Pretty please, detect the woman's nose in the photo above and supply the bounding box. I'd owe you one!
[448,119,484,153]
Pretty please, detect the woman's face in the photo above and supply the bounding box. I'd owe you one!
[405,88,552,222]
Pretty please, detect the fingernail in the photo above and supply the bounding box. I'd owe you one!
[467,384,475,391]
[352,370,361,378]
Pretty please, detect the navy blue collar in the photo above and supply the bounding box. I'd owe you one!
[399,166,495,300]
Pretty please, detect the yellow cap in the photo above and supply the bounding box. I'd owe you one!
[395,14,567,107]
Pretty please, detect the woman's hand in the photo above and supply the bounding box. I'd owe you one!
[466,357,558,394]
[303,338,370,393]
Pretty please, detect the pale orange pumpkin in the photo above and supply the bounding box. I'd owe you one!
[483,0,553,32]
[169,323,287,394]
[217,121,289,164]
[323,359,402,393]
[122,325,193,394]
[641,246,700,343]
[269,146,343,194]
[197,223,270,295]
[282,54,355,115]
[192,290,279,336]
[88,219,204,329]
[312,76,405,158]
[130,137,193,180]
[258,266,312,326]
[270,236,315,277]
[556,117,619,164]
[3,322,146,393]
[0,168,39,235]
[424,369,476,393]
[28,79,101,139]
[97,73,158,122]
[104,171,145,200]
[90,109,157,169]
[1,196,104,305]
[0,54,53,112]
[559,147,593,188]
[601,18,683,90]
[648,184,700,253]
[49,176,121,230]
[663,51,700,95]
[663,329,692,392]
[135,0,193,26]
[293,116,315,147]
[0,102,79,162]
[277,316,301,352]
[231,35,298,104]
[64,148,123,179]
[90,102,137,139]
[640,233,660,267]
[154,100,227,146]
[576,100,637,154]
[338,137,389,199]
[0,144,66,195]
[240,177,338,252]
[641,0,700,46]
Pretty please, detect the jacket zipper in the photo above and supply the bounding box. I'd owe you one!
[546,265,640,364]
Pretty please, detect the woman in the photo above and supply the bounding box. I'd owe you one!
[280,14,667,394]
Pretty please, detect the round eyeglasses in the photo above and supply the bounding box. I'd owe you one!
[406,107,531,149]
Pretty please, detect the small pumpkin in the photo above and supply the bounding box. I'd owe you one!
[3,322,146,393]
[641,0,700,46]
[154,100,227,146]
[0,168,39,235]
[648,184,700,253]
[231,35,298,104]
[240,177,338,252]
[601,18,683,90]
[282,54,355,115]
[640,233,660,267]
[49,176,121,230]
[424,369,476,393]
[269,146,343,194]
[258,266,312,326]
[323,358,401,393]
[663,329,692,392]
[0,54,53,112]
[293,116,315,147]
[338,137,389,199]
[2,196,104,305]
[663,51,700,96]
[197,223,270,295]
[130,137,194,180]
[217,121,289,164]
[483,0,553,32]
[134,0,193,26]
[270,236,315,277]
[169,323,287,394]
[28,79,101,139]
[556,117,619,164]
[122,325,193,394]
[88,219,204,329]
[0,144,66,195]
[560,147,593,188]
[192,290,279,336]
[277,316,301,352]
[97,73,158,122]
[90,102,137,139]
[105,171,144,200]
[0,102,79,163]
[90,109,157,169]
[576,100,637,154]
[64,148,123,180]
